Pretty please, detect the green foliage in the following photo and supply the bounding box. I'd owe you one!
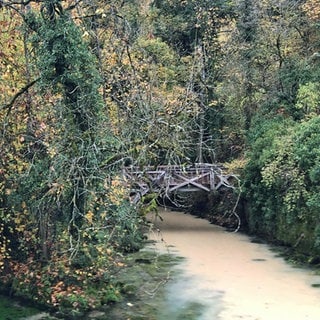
[136,37,177,65]
[0,3,146,316]
[295,82,320,117]
[244,115,320,257]
[152,0,234,56]
[293,117,320,218]
[108,202,145,253]
[33,11,104,128]
[151,0,198,55]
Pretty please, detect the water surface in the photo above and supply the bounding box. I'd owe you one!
[148,210,320,320]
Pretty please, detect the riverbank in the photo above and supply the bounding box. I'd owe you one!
[102,247,184,319]
[0,242,183,320]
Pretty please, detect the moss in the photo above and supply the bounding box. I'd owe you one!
[176,301,206,320]
[0,295,42,320]
[103,249,184,319]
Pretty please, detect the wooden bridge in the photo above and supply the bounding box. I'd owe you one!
[122,164,238,204]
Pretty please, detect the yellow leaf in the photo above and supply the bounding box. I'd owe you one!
[85,210,94,224]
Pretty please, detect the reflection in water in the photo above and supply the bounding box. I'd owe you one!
[148,210,320,320]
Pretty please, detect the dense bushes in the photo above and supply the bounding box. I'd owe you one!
[244,115,320,259]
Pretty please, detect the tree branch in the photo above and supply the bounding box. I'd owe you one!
[1,78,39,115]
[2,0,43,6]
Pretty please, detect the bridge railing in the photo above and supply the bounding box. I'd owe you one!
[122,164,237,203]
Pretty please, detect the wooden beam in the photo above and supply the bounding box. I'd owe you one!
[168,172,211,192]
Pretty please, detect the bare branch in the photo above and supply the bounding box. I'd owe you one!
[2,0,42,6]
[1,78,39,115]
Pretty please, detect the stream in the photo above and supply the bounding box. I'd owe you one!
[2,209,320,320]
[148,209,320,320]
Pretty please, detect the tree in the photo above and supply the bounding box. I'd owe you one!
[0,1,141,313]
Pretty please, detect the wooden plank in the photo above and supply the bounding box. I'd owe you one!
[168,172,211,192]
[209,170,215,190]
[215,174,234,190]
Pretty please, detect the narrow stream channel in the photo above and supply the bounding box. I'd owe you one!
[148,209,320,320]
